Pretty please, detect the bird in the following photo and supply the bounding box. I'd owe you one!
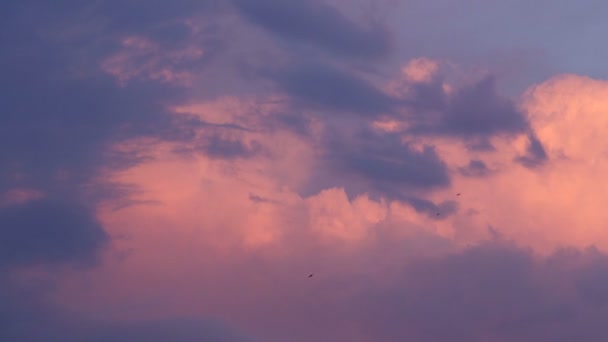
[456,193,461,196]
[308,274,314,278]
[436,213,440,216]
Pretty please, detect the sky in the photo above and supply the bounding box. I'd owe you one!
[3,0,608,341]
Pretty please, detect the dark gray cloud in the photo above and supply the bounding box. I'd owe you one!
[97,0,220,34]
[516,133,548,168]
[0,2,231,338]
[465,137,496,151]
[249,193,278,204]
[330,129,450,190]
[203,135,263,159]
[0,0,221,196]
[341,143,447,186]
[172,133,264,160]
[0,198,108,268]
[576,252,608,307]
[407,76,530,138]
[265,111,315,137]
[352,241,608,341]
[299,127,451,214]
[265,62,398,116]
[81,318,255,342]
[0,281,253,342]
[3,0,219,36]
[232,0,391,60]
[404,78,449,112]
[262,61,532,145]
[459,159,493,178]
[400,196,459,219]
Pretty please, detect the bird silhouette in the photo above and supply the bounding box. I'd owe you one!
[456,193,461,196]
[308,274,314,278]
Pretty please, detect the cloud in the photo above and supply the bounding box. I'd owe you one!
[56,70,608,337]
[458,159,493,177]
[8,236,608,341]
[54,167,608,341]
[0,197,108,268]
[249,193,277,204]
[249,69,608,253]
[91,0,220,34]
[266,62,398,116]
[524,74,608,161]
[356,241,608,341]
[0,2,211,197]
[298,124,452,211]
[0,283,252,342]
[79,318,254,342]
[515,133,548,168]
[0,3,233,339]
[232,0,391,59]
[401,196,458,219]
[5,0,608,340]
[100,35,206,87]
[202,135,263,159]
[406,75,530,138]
[329,129,450,189]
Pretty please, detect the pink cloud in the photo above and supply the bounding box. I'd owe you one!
[34,61,608,340]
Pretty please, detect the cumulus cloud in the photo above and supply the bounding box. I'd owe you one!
[54,162,608,340]
[43,70,608,337]
[5,0,608,340]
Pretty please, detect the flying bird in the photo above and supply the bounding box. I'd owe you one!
[456,193,461,196]
[308,274,314,278]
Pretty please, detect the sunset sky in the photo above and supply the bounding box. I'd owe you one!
[3,1,608,341]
